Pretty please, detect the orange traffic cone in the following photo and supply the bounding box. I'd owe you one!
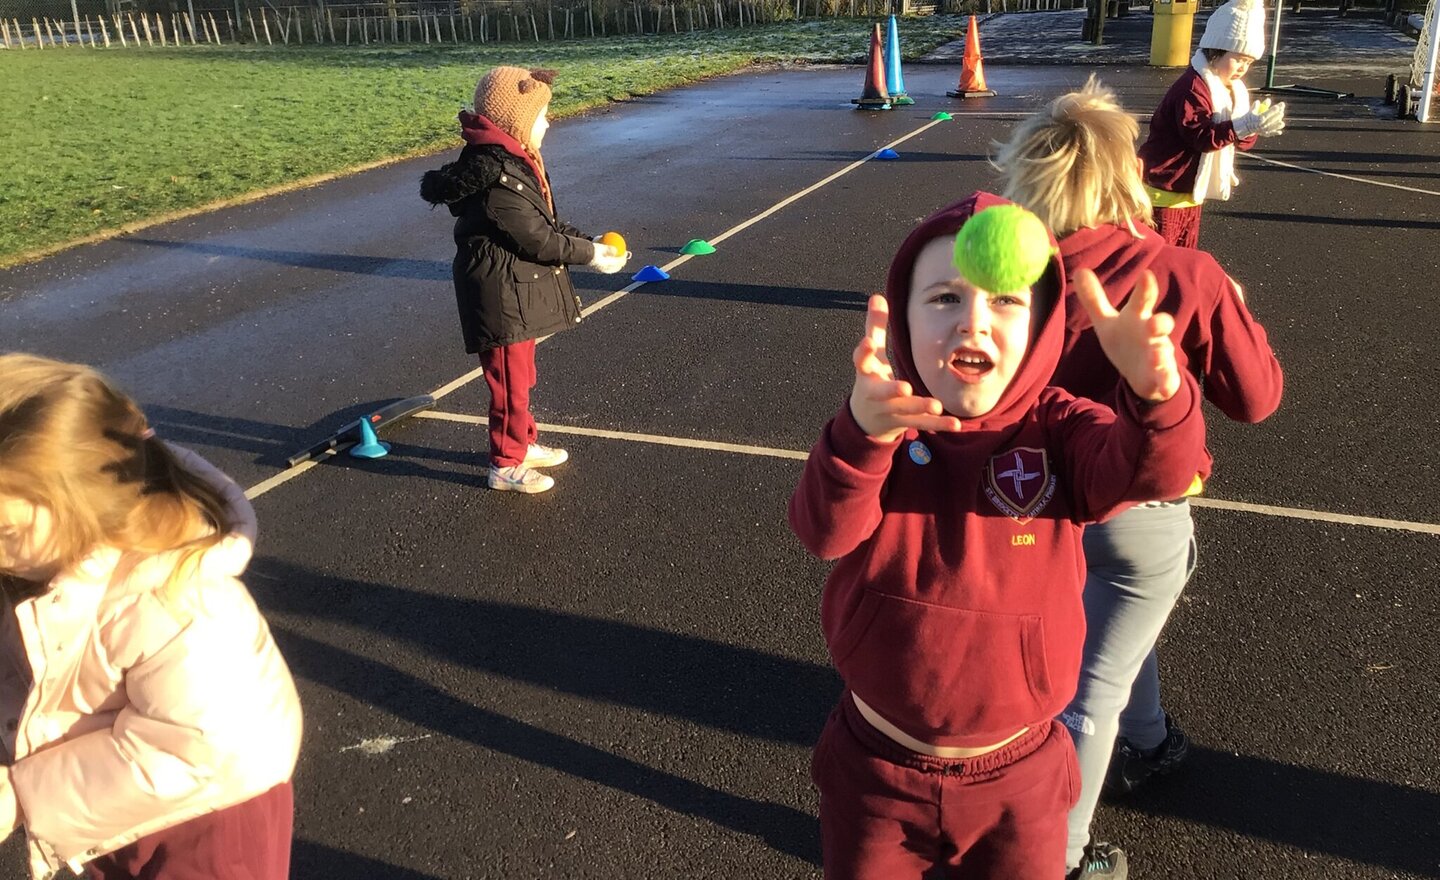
[852,22,892,110]
[948,15,996,99]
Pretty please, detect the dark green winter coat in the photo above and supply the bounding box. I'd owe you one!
[421,144,595,353]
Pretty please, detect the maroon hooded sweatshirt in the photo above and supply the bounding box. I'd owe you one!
[1139,66,1260,196]
[788,193,1206,749]
[1052,222,1283,482]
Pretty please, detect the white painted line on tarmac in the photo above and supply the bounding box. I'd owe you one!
[414,410,1439,535]
[1189,497,1440,536]
[1240,154,1440,197]
[933,111,1353,123]
[704,118,953,248]
[929,113,1439,196]
[431,365,487,401]
[244,456,327,501]
[559,116,951,329]
[414,409,809,461]
[248,117,950,499]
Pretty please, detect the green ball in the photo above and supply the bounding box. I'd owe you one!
[951,205,1055,294]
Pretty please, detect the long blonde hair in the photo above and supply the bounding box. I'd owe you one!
[0,354,229,598]
[993,76,1154,237]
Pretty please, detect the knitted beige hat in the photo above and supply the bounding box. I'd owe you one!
[1199,0,1266,59]
[473,66,556,148]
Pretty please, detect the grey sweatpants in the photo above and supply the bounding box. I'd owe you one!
[1062,500,1196,869]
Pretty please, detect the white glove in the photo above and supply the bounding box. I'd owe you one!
[588,242,628,275]
[1234,100,1286,138]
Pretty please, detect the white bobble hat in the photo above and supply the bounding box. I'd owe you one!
[1199,0,1267,59]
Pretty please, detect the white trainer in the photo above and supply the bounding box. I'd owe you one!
[522,443,569,468]
[487,465,555,494]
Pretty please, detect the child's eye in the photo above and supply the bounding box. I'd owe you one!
[931,292,961,305]
[990,294,1028,307]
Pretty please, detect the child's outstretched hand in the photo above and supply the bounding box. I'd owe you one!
[588,243,629,275]
[850,295,963,442]
[1073,269,1181,403]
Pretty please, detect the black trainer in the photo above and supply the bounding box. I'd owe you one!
[1104,713,1190,796]
[1067,841,1128,880]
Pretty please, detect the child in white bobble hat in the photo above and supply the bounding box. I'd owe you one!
[1138,0,1287,248]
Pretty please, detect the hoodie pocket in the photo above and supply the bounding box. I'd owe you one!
[834,589,1055,739]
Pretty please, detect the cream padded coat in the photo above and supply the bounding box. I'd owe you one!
[1,444,302,879]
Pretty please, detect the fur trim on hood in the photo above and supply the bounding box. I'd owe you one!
[420,145,505,208]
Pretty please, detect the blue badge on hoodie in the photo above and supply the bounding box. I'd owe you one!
[908,440,932,466]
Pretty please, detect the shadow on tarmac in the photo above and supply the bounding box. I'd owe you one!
[128,238,452,281]
[1259,149,1440,166]
[148,405,306,461]
[249,558,840,749]
[147,402,423,469]
[292,840,449,879]
[1123,746,1440,878]
[251,561,1438,876]
[1244,159,1440,182]
[633,279,869,310]
[269,623,825,866]
[1225,210,1440,231]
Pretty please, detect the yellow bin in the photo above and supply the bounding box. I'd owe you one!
[1150,0,1198,67]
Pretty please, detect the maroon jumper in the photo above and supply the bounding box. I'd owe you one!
[1138,65,1258,198]
[789,193,1207,877]
[1139,65,1258,248]
[1051,220,1283,462]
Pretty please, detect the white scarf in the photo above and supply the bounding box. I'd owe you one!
[1190,48,1251,203]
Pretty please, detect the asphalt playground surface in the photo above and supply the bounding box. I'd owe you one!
[2,23,1439,879]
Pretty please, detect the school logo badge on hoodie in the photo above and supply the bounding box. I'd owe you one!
[985,447,1057,524]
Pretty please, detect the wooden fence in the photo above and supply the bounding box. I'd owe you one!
[0,0,954,46]
[0,0,1173,48]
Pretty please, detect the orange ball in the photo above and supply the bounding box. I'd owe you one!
[599,231,627,254]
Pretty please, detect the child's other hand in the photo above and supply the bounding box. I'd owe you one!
[850,295,963,442]
[1234,100,1286,138]
[1073,269,1181,403]
[588,243,629,275]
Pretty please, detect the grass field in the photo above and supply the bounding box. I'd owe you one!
[0,17,966,265]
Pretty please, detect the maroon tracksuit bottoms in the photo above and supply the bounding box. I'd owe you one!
[812,696,1078,880]
[1153,204,1204,249]
[83,782,293,880]
[479,339,538,468]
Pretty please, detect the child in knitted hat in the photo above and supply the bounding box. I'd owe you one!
[1138,0,1287,248]
[421,66,628,494]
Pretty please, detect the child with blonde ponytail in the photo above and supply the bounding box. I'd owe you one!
[996,78,1283,880]
[0,353,302,880]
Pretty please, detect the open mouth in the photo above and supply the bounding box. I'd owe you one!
[947,350,993,383]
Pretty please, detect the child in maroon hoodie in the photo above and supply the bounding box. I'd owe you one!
[789,192,1206,879]
[997,78,1283,880]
